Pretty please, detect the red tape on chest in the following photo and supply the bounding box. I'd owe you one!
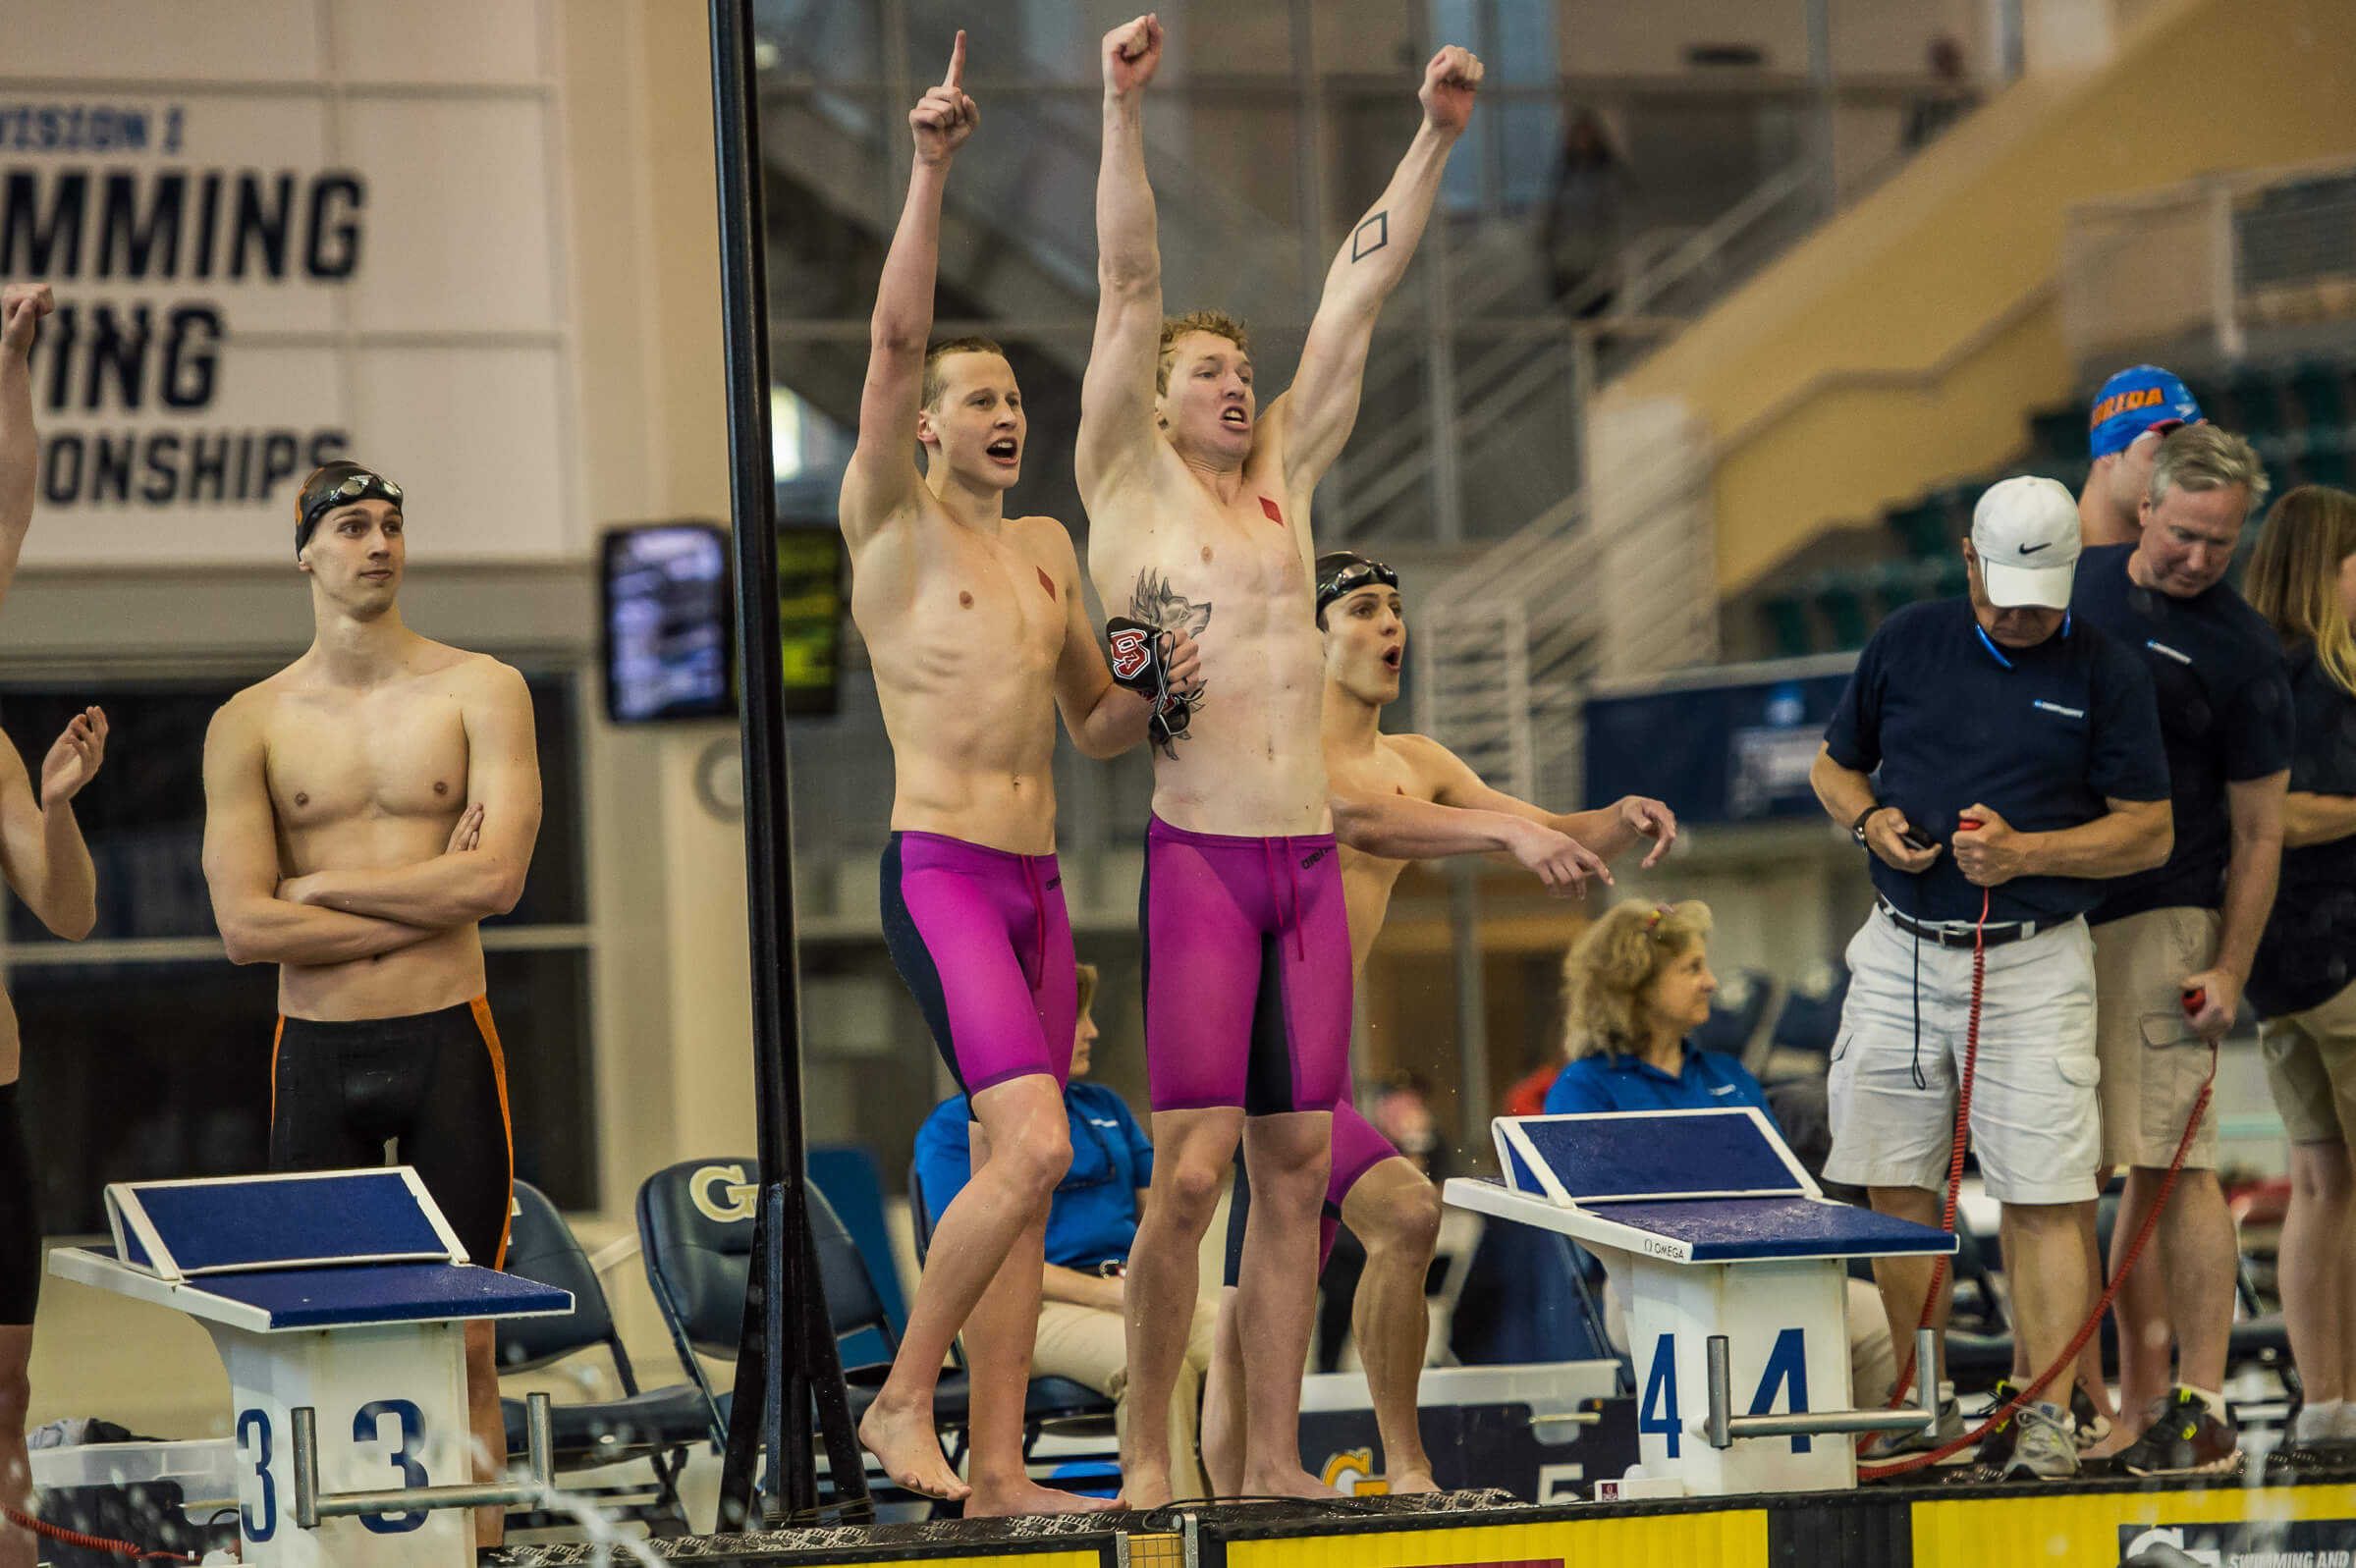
[1260,496,1284,525]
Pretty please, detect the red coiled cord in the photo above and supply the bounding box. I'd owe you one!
[3,1502,194,1561]
[1857,876,2218,1480]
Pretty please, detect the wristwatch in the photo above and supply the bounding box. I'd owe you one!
[1850,804,1887,845]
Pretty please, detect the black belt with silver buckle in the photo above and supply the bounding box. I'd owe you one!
[1877,898,2069,950]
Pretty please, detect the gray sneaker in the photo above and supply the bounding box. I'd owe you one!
[1861,1395,1967,1462]
[2002,1401,2080,1481]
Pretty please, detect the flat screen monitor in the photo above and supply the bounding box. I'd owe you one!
[601,523,735,724]
[777,526,843,718]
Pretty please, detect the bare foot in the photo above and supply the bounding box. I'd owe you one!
[1385,1467,1441,1494]
[858,1399,970,1500]
[964,1480,1126,1517]
[1123,1472,1174,1511]
[1241,1466,1343,1500]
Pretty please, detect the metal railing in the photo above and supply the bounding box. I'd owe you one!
[2062,151,2356,370]
[1412,344,1715,804]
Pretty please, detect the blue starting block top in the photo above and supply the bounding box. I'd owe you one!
[1498,1108,1807,1204]
[1452,1108,1953,1265]
[52,1168,572,1333]
[114,1168,457,1277]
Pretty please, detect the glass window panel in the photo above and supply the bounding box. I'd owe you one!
[0,681,235,945]
[753,0,881,82]
[12,943,593,1234]
[0,675,583,943]
[494,678,587,928]
[483,946,596,1209]
[15,956,277,1235]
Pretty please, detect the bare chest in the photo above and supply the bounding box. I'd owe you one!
[264,691,471,828]
[861,525,1068,676]
[1119,488,1308,635]
[1331,742,1430,811]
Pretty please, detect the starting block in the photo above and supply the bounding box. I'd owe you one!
[1445,1108,1953,1495]
[50,1167,573,1567]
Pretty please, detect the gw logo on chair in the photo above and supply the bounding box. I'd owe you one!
[690,1164,759,1224]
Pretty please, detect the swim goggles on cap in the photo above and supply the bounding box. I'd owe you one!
[297,470,405,556]
[306,470,402,518]
[1315,557,1399,618]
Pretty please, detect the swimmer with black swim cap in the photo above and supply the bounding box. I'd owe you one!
[0,281,110,1568]
[1200,546,1675,1495]
[293,459,404,558]
[201,455,542,1546]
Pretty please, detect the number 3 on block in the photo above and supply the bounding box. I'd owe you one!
[355,1399,432,1534]
[236,1408,277,1541]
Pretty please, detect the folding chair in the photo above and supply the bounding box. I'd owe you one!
[496,1180,705,1535]
[906,1161,1126,1464]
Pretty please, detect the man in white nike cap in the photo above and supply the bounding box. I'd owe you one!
[1808,474,2174,1479]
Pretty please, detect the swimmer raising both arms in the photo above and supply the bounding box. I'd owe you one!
[1078,16,1551,1507]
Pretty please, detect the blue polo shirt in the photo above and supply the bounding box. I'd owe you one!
[2249,644,2356,1018]
[1542,1043,1775,1119]
[2069,544,2294,924]
[1823,598,2168,924]
[912,1082,1155,1271]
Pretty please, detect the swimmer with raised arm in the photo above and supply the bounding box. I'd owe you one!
[1078,16,1528,1506]
[839,33,1202,1513]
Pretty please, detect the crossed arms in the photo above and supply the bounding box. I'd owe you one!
[202,666,541,966]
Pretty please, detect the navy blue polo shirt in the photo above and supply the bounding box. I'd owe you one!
[2069,544,2294,924]
[2249,644,2356,1017]
[912,1082,1155,1271]
[1823,598,2168,924]
[1543,1043,1774,1119]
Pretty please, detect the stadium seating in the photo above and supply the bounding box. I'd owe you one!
[1758,357,2356,656]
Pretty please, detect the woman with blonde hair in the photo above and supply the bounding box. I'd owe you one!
[1547,900,1745,1108]
[1544,898,1894,1407]
[2242,485,2356,1453]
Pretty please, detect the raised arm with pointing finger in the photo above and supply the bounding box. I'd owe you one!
[839,32,980,558]
[832,31,1186,1516]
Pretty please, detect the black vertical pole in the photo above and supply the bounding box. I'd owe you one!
[706,0,868,1527]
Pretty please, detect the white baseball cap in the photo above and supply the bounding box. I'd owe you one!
[1971,475,2080,610]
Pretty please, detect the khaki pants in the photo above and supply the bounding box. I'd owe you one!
[2093,906,2222,1169]
[1032,1295,1220,1500]
[2263,973,2356,1145]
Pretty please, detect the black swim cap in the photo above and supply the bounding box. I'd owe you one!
[1313,551,1399,626]
[295,461,404,558]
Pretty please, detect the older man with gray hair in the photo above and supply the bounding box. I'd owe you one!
[2063,423,2289,1476]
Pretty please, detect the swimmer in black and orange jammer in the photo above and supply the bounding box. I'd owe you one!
[200,457,542,1547]
[0,281,111,1568]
